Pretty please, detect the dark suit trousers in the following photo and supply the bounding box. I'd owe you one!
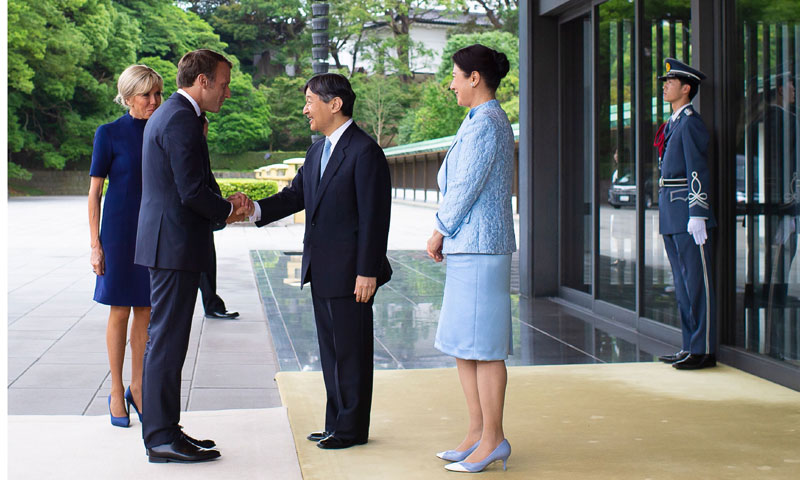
[142,268,201,448]
[311,290,374,442]
[199,246,225,314]
[663,231,716,355]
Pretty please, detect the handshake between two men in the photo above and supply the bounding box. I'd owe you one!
[225,192,256,224]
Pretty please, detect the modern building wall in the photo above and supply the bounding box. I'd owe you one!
[520,0,800,390]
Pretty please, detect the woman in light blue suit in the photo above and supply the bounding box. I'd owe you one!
[427,44,516,473]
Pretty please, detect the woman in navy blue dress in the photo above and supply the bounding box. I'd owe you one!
[88,65,163,427]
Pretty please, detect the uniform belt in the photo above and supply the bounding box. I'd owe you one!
[659,177,688,187]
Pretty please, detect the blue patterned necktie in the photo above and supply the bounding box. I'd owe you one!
[319,138,332,180]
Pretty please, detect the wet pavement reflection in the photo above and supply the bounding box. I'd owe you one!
[251,250,665,372]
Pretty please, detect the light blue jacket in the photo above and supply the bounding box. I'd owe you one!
[435,99,516,254]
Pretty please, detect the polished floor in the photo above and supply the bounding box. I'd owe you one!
[251,250,674,372]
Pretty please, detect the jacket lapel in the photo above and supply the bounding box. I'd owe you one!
[312,124,355,212]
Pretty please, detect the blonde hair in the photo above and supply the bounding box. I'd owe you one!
[114,65,164,108]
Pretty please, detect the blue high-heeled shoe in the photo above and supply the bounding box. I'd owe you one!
[444,439,511,473]
[125,386,142,423]
[436,440,480,462]
[108,394,130,428]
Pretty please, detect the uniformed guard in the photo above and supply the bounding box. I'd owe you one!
[653,58,717,370]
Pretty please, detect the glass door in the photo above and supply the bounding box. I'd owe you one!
[734,3,800,367]
[596,0,637,311]
[561,14,593,294]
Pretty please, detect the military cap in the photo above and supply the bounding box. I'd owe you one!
[658,58,706,83]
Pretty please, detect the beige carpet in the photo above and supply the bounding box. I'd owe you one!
[8,408,301,479]
[277,363,800,480]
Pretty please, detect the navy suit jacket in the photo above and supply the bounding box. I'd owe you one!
[135,92,231,272]
[658,104,717,235]
[255,122,392,298]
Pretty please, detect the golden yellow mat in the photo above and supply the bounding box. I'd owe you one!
[277,363,800,480]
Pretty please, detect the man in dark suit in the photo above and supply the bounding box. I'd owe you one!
[135,49,252,463]
[247,73,392,449]
[199,116,239,320]
[653,58,717,370]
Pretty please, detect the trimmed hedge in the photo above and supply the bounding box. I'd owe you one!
[102,178,278,199]
[210,150,306,171]
[218,178,279,199]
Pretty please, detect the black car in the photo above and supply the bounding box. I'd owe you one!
[608,171,654,208]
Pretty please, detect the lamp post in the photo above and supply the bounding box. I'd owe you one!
[311,3,330,143]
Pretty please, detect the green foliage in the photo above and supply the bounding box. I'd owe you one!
[8,162,33,181]
[139,56,178,98]
[217,178,279,199]
[207,72,272,154]
[188,0,308,78]
[407,78,467,143]
[263,74,312,151]
[436,31,520,79]
[7,0,140,177]
[350,74,421,146]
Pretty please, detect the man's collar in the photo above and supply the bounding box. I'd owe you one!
[670,102,692,122]
[177,89,202,117]
[326,118,354,149]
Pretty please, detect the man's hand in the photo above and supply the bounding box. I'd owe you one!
[687,217,707,245]
[226,192,254,223]
[427,229,444,262]
[91,244,105,276]
[354,275,377,303]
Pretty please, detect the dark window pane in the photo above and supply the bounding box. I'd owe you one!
[597,0,636,310]
[734,3,800,367]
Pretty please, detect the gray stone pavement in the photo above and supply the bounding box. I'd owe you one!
[8,196,505,416]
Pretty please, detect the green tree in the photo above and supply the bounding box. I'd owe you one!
[436,30,519,78]
[264,74,311,151]
[207,72,272,154]
[471,0,519,33]
[407,78,466,143]
[8,0,140,175]
[351,74,419,146]
[187,0,308,79]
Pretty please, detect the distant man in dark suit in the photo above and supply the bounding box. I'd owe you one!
[200,116,239,320]
[135,49,252,463]
[247,73,392,449]
[653,58,717,370]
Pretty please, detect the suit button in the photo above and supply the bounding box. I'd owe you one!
[311,222,316,226]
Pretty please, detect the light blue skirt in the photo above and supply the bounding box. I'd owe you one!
[435,253,513,361]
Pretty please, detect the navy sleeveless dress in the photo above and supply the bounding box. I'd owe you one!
[90,114,151,307]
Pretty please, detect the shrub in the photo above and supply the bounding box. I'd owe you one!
[217,178,278,199]
[103,178,278,199]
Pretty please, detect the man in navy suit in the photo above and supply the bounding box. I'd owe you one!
[654,58,717,370]
[135,49,252,463]
[246,73,392,449]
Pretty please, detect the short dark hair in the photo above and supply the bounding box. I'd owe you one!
[452,44,511,92]
[677,77,700,100]
[303,73,356,117]
[176,49,232,88]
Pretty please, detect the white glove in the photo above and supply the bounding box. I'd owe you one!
[687,217,707,245]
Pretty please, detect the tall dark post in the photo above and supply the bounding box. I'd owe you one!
[311,3,330,143]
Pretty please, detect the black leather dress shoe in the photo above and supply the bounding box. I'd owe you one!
[147,435,220,463]
[317,435,367,450]
[673,354,716,370]
[205,310,240,319]
[307,431,330,442]
[183,431,216,449]
[658,350,689,363]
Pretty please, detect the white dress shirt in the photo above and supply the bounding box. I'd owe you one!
[250,119,354,222]
[177,89,202,117]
